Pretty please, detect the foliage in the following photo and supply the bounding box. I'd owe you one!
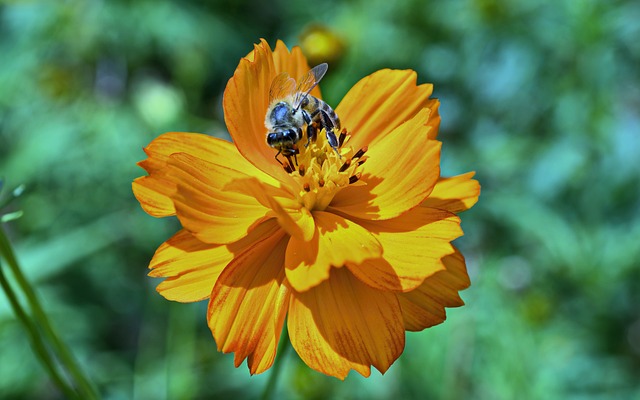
[0,0,639,398]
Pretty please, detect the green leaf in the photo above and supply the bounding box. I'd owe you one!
[1,210,23,223]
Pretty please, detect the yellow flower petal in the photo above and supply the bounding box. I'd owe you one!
[207,226,290,375]
[133,132,277,218]
[223,39,320,183]
[288,267,405,379]
[167,152,275,244]
[272,40,320,85]
[346,208,462,292]
[336,69,440,151]
[285,211,382,292]
[149,221,282,302]
[226,176,315,242]
[398,247,470,331]
[329,109,441,220]
[149,230,229,302]
[422,172,481,213]
[132,175,175,217]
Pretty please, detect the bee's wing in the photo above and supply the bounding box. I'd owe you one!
[269,72,297,103]
[293,63,328,109]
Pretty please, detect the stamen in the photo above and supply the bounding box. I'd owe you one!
[353,146,368,160]
[339,158,351,172]
[283,162,294,174]
[277,125,368,212]
[338,129,347,147]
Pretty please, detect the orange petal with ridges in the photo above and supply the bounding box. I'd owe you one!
[224,39,321,183]
[226,176,315,242]
[422,172,481,213]
[272,40,321,87]
[285,211,382,292]
[167,152,272,244]
[398,247,470,331]
[150,221,281,302]
[346,208,462,292]
[133,132,277,218]
[132,176,175,217]
[336,69,440,150]
[288,267,405,379]
[207,226,289,375]
[329,109,441,220]
[149,230,229,302]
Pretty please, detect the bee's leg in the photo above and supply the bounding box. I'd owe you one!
[305,123,318,148]
[274,150,284,165]
[283,146,299,169]
[292,146,299,166]
[318,110,341,157]
[302,111,315,147]
[326,130,341,157]
[284,154,297,171]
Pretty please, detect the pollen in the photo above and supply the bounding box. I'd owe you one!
[283,128,366,211]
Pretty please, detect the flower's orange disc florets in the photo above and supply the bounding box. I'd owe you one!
[283,129,366,211]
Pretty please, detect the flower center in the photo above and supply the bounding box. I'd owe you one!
[282,129,367,211]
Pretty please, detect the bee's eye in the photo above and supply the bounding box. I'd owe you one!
[266,133,278,145]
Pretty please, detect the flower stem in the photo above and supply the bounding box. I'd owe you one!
[0,260,77,399]
[0,225,99,399]
[260,327,291,400]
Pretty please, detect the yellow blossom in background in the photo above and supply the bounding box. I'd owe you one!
[299,25,345,66]
[132,39,479,379]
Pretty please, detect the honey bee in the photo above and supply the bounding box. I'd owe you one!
[265,63,340,165]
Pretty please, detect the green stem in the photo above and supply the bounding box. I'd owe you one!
[0,225,99,399]
[260,327,291,400]
[0,260,77,399]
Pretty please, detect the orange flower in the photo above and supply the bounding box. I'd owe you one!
[133,39,479,379]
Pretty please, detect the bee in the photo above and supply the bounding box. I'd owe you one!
[265,63,340,165]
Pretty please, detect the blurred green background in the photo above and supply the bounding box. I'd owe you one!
[1,0,639,398]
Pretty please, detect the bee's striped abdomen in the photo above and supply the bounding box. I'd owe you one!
[305,96,340,131]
